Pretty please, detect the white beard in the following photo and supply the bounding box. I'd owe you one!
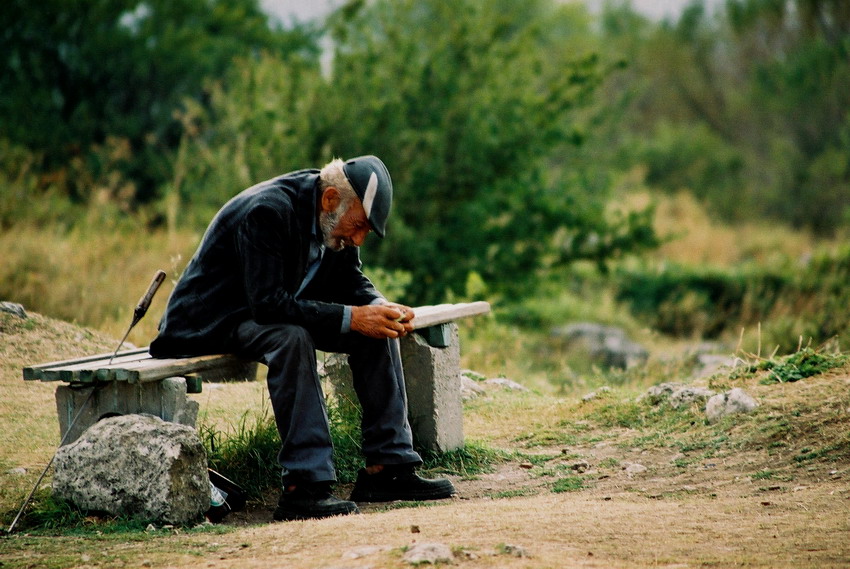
[319,203,347,251]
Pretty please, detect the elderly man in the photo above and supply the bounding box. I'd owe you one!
[150,156,455,521]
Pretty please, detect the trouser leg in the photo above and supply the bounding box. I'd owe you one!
[317,333,422,467]
[233,321,336,483]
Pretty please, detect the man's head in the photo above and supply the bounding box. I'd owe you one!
[318,156,393,251]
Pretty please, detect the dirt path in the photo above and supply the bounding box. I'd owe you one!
[9,463,846,569]
[179,444,850,569]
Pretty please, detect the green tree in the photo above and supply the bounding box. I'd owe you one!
[0,0,319,200]
[308,0,656,302]
[600,0,850,234]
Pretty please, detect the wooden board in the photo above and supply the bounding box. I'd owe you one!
[410,301,491,330]
[115,354,250,384]
[23,349,244,384]
[23,348,149,381]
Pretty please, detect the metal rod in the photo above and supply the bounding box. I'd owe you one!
[7,386,98,534]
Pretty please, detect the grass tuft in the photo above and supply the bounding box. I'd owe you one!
[200,410,281,499]
[551,476,585,493]
[420,441,510,479]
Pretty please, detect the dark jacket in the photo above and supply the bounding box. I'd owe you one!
[149,170,383,357]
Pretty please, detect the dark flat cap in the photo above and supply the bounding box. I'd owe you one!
[342,155,393,238]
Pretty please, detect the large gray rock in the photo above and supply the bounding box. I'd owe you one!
[705,388,758,423]
[53,414,210,525]
[552,322,648,369]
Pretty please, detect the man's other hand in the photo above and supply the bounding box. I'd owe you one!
[351,304,415,339]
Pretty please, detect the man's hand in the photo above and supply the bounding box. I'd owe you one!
[350,303,415,339]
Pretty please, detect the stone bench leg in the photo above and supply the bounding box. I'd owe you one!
[400,323,464,453]
[324,323,464,453]
[55,378,199,446]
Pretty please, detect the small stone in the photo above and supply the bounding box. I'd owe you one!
[501,544,529,558]
[411,525,420,533]
[460,375,486,401]
[582,386,611,402]
[6,467,27,476]
[623,462,647,477]
[705,388,758,423]
[403,543,453,565]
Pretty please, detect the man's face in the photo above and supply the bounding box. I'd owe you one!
[320,194,372,251]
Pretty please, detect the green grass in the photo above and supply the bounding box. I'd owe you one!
[551,476,585,493]
[200,410,281,499]
[421,441,510,478]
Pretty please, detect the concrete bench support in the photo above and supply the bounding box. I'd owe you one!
[324,323,464,453]
[400,323,463,452]
[55,377,199,445]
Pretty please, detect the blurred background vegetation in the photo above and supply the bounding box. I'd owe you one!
[2,0,849,389]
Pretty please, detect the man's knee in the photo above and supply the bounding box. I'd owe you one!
[235,321,316,360]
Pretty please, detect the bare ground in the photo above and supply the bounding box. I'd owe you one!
[1,310,849,568]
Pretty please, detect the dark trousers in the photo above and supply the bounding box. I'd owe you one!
[232,321,422,484]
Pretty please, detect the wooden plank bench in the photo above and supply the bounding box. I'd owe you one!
[24,349,256,392]
[24,301,491,448]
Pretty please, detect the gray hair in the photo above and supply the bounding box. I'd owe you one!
[319,158,358,208]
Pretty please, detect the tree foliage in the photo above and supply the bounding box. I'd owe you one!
[0,0,318,199]
[601,0,850,234]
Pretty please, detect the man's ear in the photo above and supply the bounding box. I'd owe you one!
[321,186,341,213]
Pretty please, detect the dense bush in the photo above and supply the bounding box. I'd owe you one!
[615,249,850,350]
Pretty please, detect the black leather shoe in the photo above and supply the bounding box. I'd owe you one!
[348,465,456,502]
[273,481,360,521]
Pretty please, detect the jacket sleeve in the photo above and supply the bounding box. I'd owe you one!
[235,202,345,336]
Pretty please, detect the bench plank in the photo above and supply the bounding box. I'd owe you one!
[112,354,251,384]
[47,351,153,383]
[411,301,490,330]
[23,348,149,381]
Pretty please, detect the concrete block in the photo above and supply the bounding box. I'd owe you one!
[400,323,464,452]
[55,378,199,446]
[323,323,464,453]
